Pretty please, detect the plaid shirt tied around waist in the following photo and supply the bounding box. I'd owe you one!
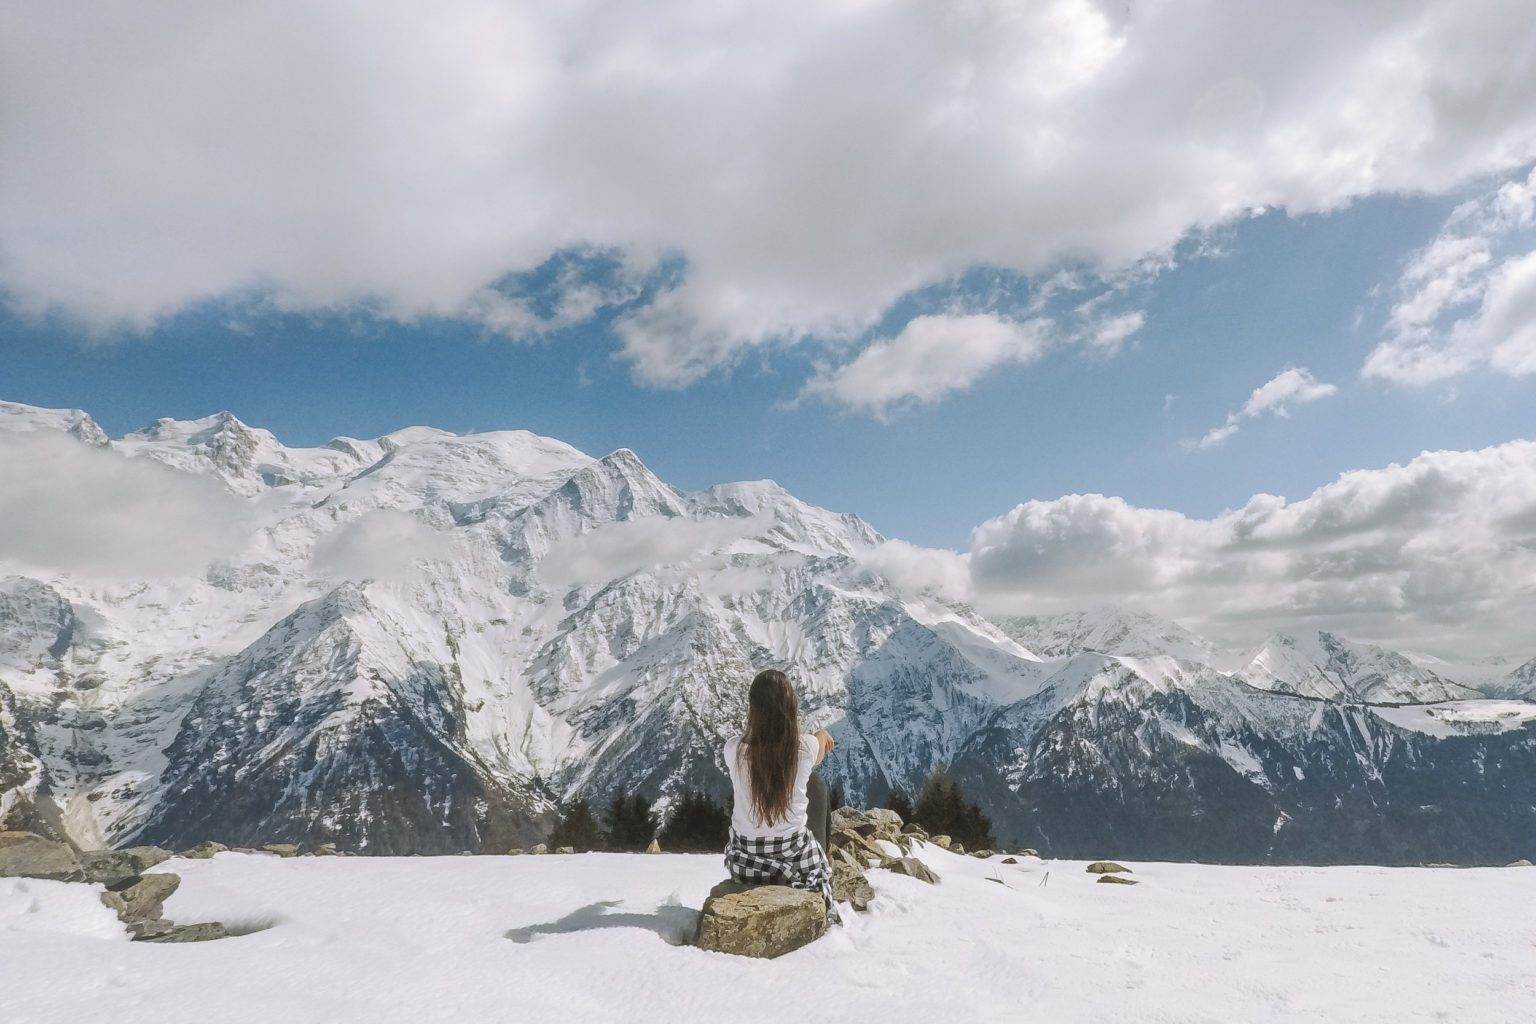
[724,828,834,911]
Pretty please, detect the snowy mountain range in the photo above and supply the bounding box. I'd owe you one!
[2,401,1534,863]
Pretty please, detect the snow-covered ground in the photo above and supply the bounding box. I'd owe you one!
[4,845,1533,1024]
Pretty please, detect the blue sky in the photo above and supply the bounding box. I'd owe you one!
[4,189,1533,550]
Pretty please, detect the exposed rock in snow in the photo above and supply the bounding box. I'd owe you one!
[1234,630,1482,704]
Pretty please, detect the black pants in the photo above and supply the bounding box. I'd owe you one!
[806,771,832,851]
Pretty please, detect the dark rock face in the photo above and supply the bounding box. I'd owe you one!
[952,674,1536,866]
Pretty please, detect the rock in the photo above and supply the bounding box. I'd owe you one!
[1085,861,1132,874]
[127,917,175,940]
[506,848,525,856]
[262,843,300,858]
[555,846,575,855]
[950,842,966,855]
[181,841,228,859]
[831,861,874,912]
[80,850,142,886]
[529,843,549,855]
[0,831,83,881]
[1097,874,1139,885]
[142,922,229,943]
[311,843,340,857]
[102,872,181,923]
[121,846,173,871]
[645,839,661,854]
[885,856,939,885]
[901,823,929,838]
[970,849,994,859]
[694,882,828,958]
[1507,859,1533,867]
[1001,856,1018,864]
[930,835,952,849]
[1020,849,1039,857]
[865,808,903,833]
[830,807,878,838]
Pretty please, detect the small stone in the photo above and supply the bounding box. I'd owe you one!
[645,839,661,854]
[1001,856,1018,864]
[885,856,939,885]
[930,835,952,849]
[529,843,549,855]
[950,842,966,855]
[831,861,874,912]
[1085,861,1132,874]
[970,849,994,859]
[1097,874,1139,885]
[555,846,575,855]
[1507,859,1533,867]
[506,848,525,856]
[180,841,228,860]
[694,883,828,958]
[0,831,83,882]
[1020,849,1039,857]
[262,844,300,858]
[142,921,229,943]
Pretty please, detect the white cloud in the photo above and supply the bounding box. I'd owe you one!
[537,514,770,588]
[0,430,248,578]
[309,510,457,583]
[803,314,1051,417]
[1193,367,1337,448]
[4,1,1535,390]
[857,539,972,604]
[1363,167,1536,384]
[968,440,1536,654]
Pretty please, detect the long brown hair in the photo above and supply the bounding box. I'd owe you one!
[739,669,800,825]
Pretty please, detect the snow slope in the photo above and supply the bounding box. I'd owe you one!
[1235,630,1481,703]
[3,849,1533,1024]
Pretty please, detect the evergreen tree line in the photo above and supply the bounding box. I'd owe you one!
[547,770,993,852]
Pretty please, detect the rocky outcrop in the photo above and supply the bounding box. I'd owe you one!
[694,881,828,958]
[0,831,82,881]
[181,841,228,859]
[831,861,874,911]
[885,856,939,884]
[1085,861,1131,874]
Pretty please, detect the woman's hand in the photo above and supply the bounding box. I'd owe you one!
[815,729,835,756]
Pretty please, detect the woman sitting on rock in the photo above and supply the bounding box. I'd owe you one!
[722,668,837,916]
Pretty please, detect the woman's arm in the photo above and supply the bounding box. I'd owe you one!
[812,729,835,767]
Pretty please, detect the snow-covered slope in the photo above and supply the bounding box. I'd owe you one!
[1234,630,1481,704]
[2,400,1532,863]
[5,850,1534,1024]
[1482,657,1536,700]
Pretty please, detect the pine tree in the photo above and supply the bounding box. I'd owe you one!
[885,789,914,824]
[656,789,729,852]
[912,771,994,849]
[603,793,659,851]
[547,798,602,852]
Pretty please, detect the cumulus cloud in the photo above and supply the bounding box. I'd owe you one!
[538,514,770,588]
[1363,167,1536,384]
[1192,367,1337,449]
[309,510,457,582]
[857,539,972,604]
[0,430,248,578]
[968,440,1536,654]
[4,1,1535,391]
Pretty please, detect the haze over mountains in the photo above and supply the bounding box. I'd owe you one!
[1,401,1533,863]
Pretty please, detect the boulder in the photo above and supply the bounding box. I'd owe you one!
[970,849,994,859]
[1097,874,1139,886]
[1085,861,1132,875]
[950,842,966,855]
[831,861,874,912]
[0,831,83,881]
[1001,856,1018,865]
[262,844,300,858]
[529,843,549,855]
[102,872,181,923]
[885,856,939,885]
[121,846,173,871]
[311,843,340,857]
[555,846,575,855]
[645,839,661,854]
[865,808,903,834]
[901,823,929,838]
[1020,849,1039,857]
[80,850,141,886]
[181,841,228,860]
[127,918,175,940]
[1506,859,1533,867]
[694,882,828,959]
[930,835,952,849]
[506,848,525,856]
[142,922,229,943]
